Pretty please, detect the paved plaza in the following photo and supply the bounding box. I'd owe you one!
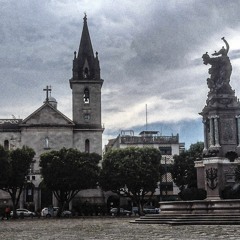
[0,217,240,240]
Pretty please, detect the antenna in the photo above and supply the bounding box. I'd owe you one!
[146,104,148,131]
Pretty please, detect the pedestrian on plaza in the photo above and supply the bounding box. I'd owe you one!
[5,206,11,220]
[36,208,41,218]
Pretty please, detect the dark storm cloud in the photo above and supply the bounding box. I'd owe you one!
[124,1,240,77]
[97,1,240,136]
[1,0,240,146]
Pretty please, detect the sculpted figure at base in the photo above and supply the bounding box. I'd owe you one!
[202,37,232,94]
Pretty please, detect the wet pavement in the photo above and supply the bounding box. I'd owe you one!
[0,217,239,239]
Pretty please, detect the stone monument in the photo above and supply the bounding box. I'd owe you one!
[196,37,240,199]
[137,38,240,218]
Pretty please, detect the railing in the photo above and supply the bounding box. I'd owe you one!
[120,135,179,144]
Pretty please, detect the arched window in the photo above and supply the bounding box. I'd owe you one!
[85,139,90,153]
[44,137,50,149]
[83,88,90,104]
[4,140,9,150]
[83,59,90,79]
[84,67,89,78]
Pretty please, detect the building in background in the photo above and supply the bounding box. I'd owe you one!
[0,15,104,210]
[105,130,185,201]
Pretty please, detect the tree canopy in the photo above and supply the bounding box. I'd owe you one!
[99,147,161,213]
[40,148,101,214]
[170,142,204,191]
[0,145,35,217]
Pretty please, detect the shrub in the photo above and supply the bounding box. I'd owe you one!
[221,185,240,199]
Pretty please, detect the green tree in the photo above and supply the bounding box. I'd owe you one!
[99,147,161,214]
[40,148,101,215]
[170,142,204,192]
[0,146,35,218]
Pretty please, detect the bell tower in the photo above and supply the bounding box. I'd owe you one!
[69,14,104,154]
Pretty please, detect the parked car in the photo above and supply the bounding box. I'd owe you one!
[10,208,36,218]
[110,208,132,216]
[143,207,160,214]
[132,206,160,215]
[41,207,72,217]
[132,207,139,215]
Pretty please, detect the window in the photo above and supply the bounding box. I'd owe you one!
[44,137,50,149]
[26,184,34,202]
[83,59,90,79]
[83,88,90,104]
[84,114,90,121]
[85,139,90,153]
[84,67,89,78]
[159,147,172,155]
[4,140,9,150]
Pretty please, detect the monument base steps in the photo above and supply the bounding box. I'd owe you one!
[132,199,240,225]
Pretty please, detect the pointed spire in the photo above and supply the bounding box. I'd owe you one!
[77,13,94,60]
[72,14,101,80]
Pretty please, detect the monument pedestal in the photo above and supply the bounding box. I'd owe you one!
[195,157,239,199]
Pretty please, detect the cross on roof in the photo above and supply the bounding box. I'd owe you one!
[43,85,52,102]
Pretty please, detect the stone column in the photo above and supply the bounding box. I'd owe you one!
[38,188,41,210]
[52,193,58,207]
[34,188,39,211]
[236,115,240,146]
[203,120,208,151]
[19,190,25,208]
[214,116,220,147]
[209,117,215,147]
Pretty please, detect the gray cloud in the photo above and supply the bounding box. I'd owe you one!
[1,0,240,147]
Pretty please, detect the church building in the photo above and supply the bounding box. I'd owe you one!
[0,15,104,210]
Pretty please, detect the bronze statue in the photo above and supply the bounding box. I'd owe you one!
[202,38,232,93]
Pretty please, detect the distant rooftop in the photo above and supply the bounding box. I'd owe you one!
[139,131,159,136]
[119,130,179,144]
[120,135,179,145]
[105,130,184,152]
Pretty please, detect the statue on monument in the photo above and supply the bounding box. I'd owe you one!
[202,37,232,94]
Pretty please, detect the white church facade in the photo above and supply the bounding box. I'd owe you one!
[0,15,104,210]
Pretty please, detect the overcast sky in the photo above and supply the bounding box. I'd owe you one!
[1,0,240,149]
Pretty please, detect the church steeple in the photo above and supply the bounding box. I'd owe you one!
[72,14,100,81]
[78,14,94,61]
[69,15,104,133]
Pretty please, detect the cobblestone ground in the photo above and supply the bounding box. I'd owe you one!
[0,217,240,240]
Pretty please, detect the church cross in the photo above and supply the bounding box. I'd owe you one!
[43,85,52,102]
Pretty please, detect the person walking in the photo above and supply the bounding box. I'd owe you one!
[5,206,11,220]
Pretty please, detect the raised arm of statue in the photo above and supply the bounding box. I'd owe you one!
[221,37,229,55]
[212,37,229,57]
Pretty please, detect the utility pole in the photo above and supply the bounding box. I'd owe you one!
[145,104,148,131]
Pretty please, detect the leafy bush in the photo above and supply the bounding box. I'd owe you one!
[221,185,240,199]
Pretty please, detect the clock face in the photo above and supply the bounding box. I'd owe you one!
[84,114,90,121]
